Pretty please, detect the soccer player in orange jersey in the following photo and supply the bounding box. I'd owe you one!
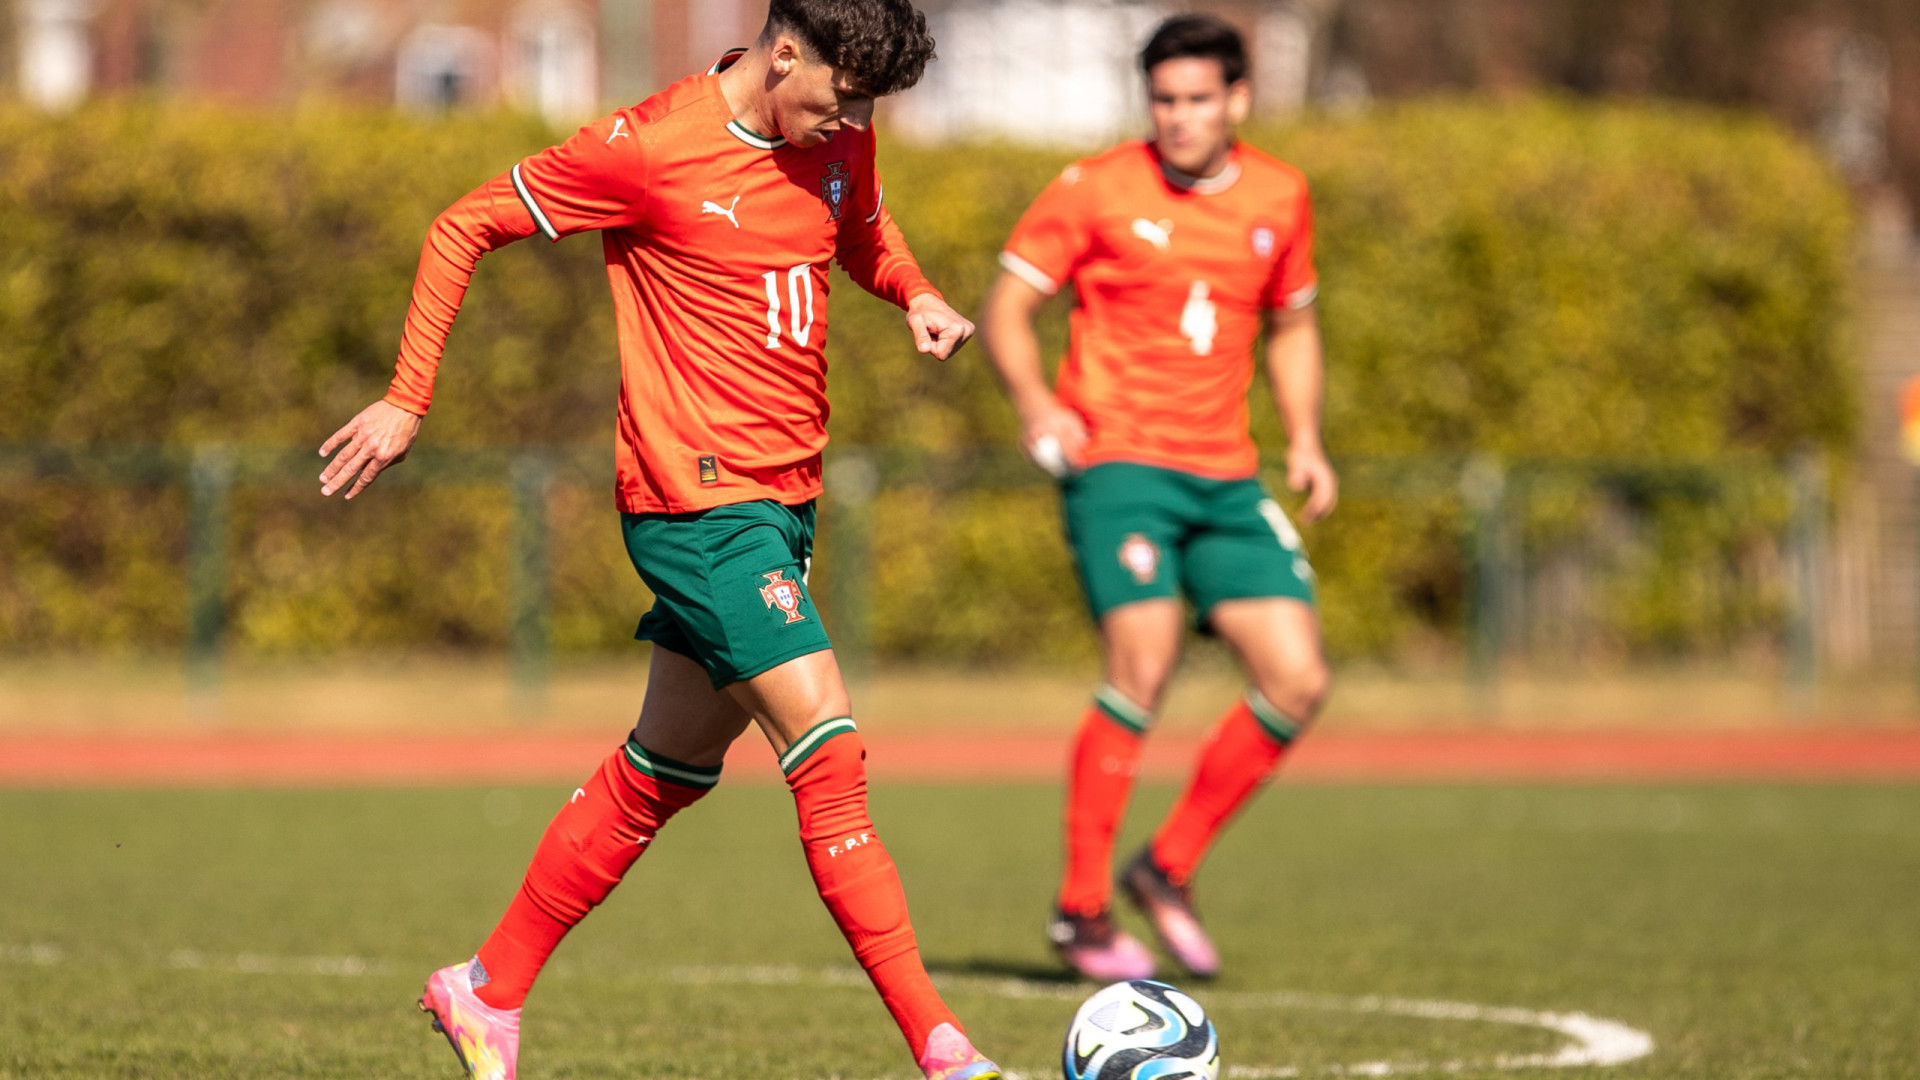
[982,14,1336,983]
[315,4,1000,1080]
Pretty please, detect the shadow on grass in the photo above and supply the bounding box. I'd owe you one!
[925,957,1081,984]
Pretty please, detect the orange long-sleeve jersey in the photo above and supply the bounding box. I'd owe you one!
[1001,140,1317,480]
[385,51,940,513]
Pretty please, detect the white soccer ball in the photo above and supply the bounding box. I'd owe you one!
[1029,434,1072,479]
[1063,980,1220,1080]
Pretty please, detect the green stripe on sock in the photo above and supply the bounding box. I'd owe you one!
[623,739,722,789]
[779,717,858,775]
[1093,684,1152,734]
[1245,690,1302,745]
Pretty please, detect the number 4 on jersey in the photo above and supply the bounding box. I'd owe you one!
[763,265,816,349]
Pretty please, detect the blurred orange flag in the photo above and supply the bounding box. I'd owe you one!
[1906,375,1920,465]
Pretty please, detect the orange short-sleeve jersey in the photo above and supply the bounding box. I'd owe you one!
[1001,141,1316,480]
[495,55,934,513]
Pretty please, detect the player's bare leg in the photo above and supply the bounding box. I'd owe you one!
[1210,598,1331,725]
[1126,598,1329,977]
[632,646,757,766]
[420,647,747,1080]
[1050,600,1182,979]
[1100,599,1185,713]
[729,650,999,1080]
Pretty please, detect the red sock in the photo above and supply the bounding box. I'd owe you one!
[1150,692,1302,885]
[1057,686,1150,916]
[472,739,717,1009]
[783,718,959,1060]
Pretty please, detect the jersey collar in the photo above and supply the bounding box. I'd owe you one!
[1156,145,1242,195]
[708,48,790,149]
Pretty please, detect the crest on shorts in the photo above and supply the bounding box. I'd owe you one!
[820,161,849,220]
[1118,533,1160,585]
[760,569,808,624]
[1252,226,1276,258]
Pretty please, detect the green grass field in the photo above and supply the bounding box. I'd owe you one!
[4,782,1917,1079]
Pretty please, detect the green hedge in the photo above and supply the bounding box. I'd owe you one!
[0,99,1854,663]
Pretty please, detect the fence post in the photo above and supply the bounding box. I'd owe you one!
[510,451,553,719]
[825,449,878,684]
[1461,455,1508,714]
[1786,451,1825,713]
[186,445,234,711]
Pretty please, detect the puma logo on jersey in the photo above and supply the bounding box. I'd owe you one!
[1131,218,1175,252]
[701,196,741,228]
[606,117,629,143]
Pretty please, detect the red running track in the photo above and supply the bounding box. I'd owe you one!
[3,730,1920,787]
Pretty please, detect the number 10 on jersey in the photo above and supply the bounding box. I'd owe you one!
[762,265,816,349]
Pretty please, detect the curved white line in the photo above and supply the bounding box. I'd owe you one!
[1213,990,1652,1075]
[1,948,1653,1076]
[666,967,1654,1077]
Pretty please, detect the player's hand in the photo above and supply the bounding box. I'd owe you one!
[318,399,422,500]
[1019,397,1089,477]
[906,293,975,361]
[1287,439,1339,522]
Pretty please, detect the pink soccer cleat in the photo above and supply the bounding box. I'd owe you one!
[1119,850,1219,979]
[419,959,521,1080]
[917,1021,1002,1080]
[1046,907,1156,982]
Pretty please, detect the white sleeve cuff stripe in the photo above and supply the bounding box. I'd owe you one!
[511,162,560,242]
[864,183,884,225]
[998,251,1059,295]
[1286,283,1319,310]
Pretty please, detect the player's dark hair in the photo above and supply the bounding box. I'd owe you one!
[1139,14,1247,85]
[760,0,937,97]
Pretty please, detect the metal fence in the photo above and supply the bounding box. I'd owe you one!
[0,442,1840,708]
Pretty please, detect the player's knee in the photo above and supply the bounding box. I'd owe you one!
[1260,654,1331,721]
[1105,649,1179,711]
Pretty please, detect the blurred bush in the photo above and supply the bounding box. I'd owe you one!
[0,99,1854,664]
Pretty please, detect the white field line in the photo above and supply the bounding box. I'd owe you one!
[1213,989,1653,1076]
[3,948,1651,1076]
[166,949,392,976]
[1,942,62,965]
[1,942,387,977]
[667,966,1655,1078]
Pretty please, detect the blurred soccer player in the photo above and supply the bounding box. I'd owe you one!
[317,4,1000,1079]
[982,14,1335,982]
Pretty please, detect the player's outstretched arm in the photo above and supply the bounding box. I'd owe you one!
[833,138,972,359]
[317,174,544,499]
[980,270,1086,472]
[320,111,649,500]
[1265,304,1337,521]
[837,210,970,360]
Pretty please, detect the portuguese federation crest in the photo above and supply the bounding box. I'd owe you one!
[1119,533,1161,585]
[760,570,808,624]
[820,161,849,220]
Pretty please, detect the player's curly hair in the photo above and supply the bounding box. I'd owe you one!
[760,0,937,97]
[1139,13,1247,84]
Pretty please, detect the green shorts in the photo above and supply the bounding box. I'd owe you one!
[1060,462,1316,626]
[622,500,830,689]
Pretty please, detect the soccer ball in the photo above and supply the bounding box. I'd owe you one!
[1062,980,1220,1080]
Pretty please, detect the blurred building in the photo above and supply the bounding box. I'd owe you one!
[9,0,1917,205]
[0,0,778,124]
